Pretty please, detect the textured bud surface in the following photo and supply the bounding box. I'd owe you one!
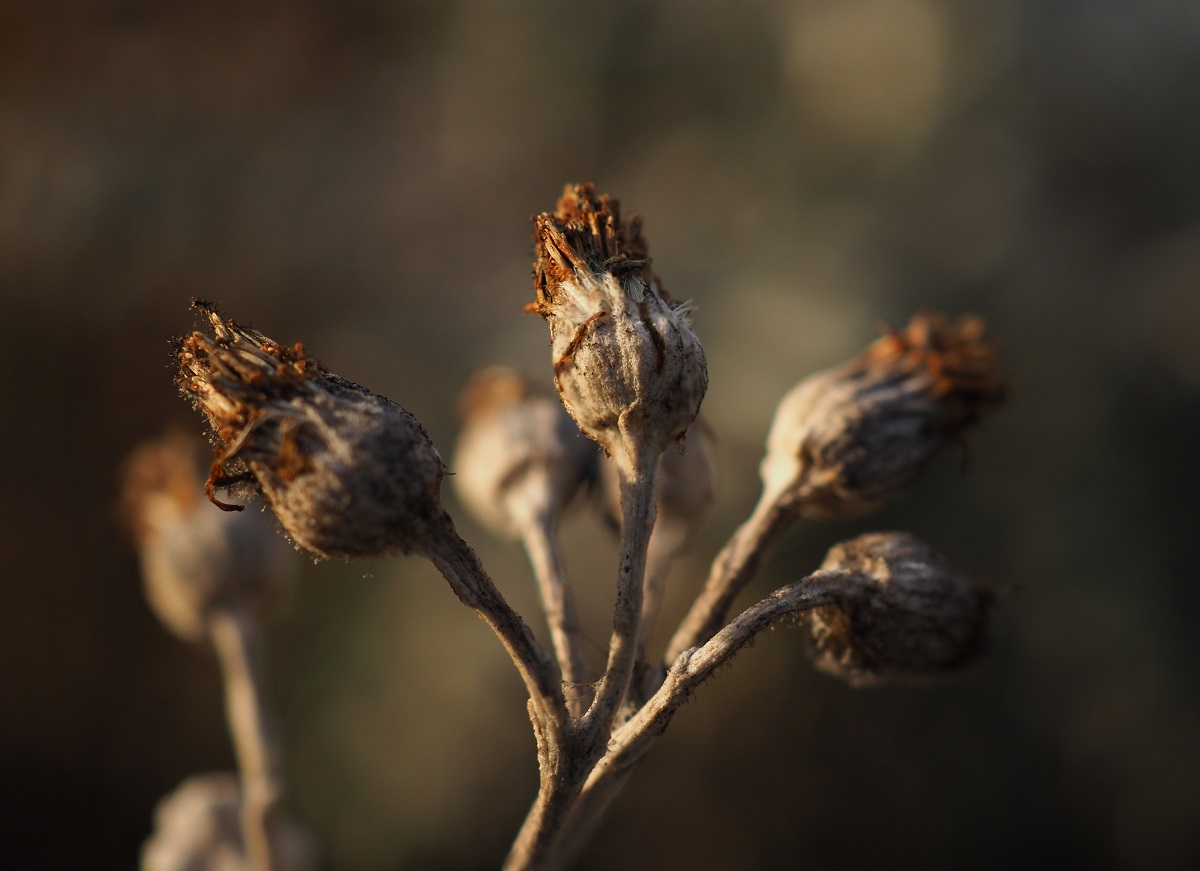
[807,532,992,685]
[176,302,445,559]
[453,366,596,538]
[761,311,1005,519]
[121,432,294,641]
[528,183,708,467]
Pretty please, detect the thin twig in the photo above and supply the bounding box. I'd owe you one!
[209,608,282,871]
[521,516,591,717]
[661,488,796,671]
[422,511,570,735]
[580,447,657,747]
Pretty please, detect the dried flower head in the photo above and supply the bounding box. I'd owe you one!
[175,302,446,560]
[121,431,294,641]
[527,184,708,470]
[805,532,992,685]
[760,310,1005,520]
[453,366,597,539]
[141,773,317,871]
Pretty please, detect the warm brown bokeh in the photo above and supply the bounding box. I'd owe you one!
[5,2,1200,869]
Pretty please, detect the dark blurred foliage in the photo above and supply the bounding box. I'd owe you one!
[4,0,1200,868]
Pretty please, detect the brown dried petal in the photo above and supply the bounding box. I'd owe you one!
[176,302,446,560]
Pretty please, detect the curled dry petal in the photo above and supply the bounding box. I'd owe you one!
[761,310,1005,520]
[175,302,445,560]
[527,183,707,470]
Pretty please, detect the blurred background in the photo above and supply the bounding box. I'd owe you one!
[4,0,1200,868]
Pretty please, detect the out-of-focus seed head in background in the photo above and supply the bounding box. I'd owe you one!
[4,2,1200,869]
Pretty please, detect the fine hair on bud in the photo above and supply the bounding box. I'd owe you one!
[806,532,992,686]
[120,431,295,641]
[527,183,708,468]
[452,366,597,538]
[760,310,1005,520]
[175,302,446,560]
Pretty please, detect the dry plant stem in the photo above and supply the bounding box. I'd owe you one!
[662,489,796,670]
[520,517,590,717]
[505,452,658,871]
[547,571,861,868]
[209,608,282,871]
[422,512,569,733]
[580,448,657,747]
[629,521,688,704]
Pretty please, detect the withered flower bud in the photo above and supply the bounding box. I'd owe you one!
[527,184,708,471]
[121,431,294,641]
[175,302,445,560]
[453,366,597,538]
[141,773,317,871]
[805,532,992,686]
[760,311,1005,520]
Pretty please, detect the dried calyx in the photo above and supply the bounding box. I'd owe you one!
[176,301,446,560]
[760,310,1005,520]
[805,532,993,686]
[120,431,294,641]
[527,183,708,472]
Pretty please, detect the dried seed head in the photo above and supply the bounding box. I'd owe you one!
[597,416,717,543]
[175,302,446,560]
[527,183,708,470]
[452,366,597,539]
[760,310,1005,520]
[141,773,317,871]
[806,532,992,686]
[120,432,294,641]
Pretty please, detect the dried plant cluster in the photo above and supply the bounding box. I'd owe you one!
[126,183,1005,870]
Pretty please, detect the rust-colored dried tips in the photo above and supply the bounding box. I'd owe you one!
[120,432,295,641]
[527,183,707,470]
[453,366,596,540]
[529,183,653,316]
[175,304,446,560]
[805,532,992,686]
[759,309,1005,520]
[860,310,1005,436]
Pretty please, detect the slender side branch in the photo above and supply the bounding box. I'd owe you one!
[581,449,657,747]
[422,511,570,734]
[209,608,283,871]
[520,515,591,716]
[547,570,863,868]
[662,487,796,669]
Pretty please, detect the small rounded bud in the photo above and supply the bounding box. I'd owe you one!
[805,532,992,686]
[527,184,708,469]
[175,302,446,560]
[121,432,295,641]
[141,773,317,871]
[452,366,597,538]
[760,311,1005,520]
